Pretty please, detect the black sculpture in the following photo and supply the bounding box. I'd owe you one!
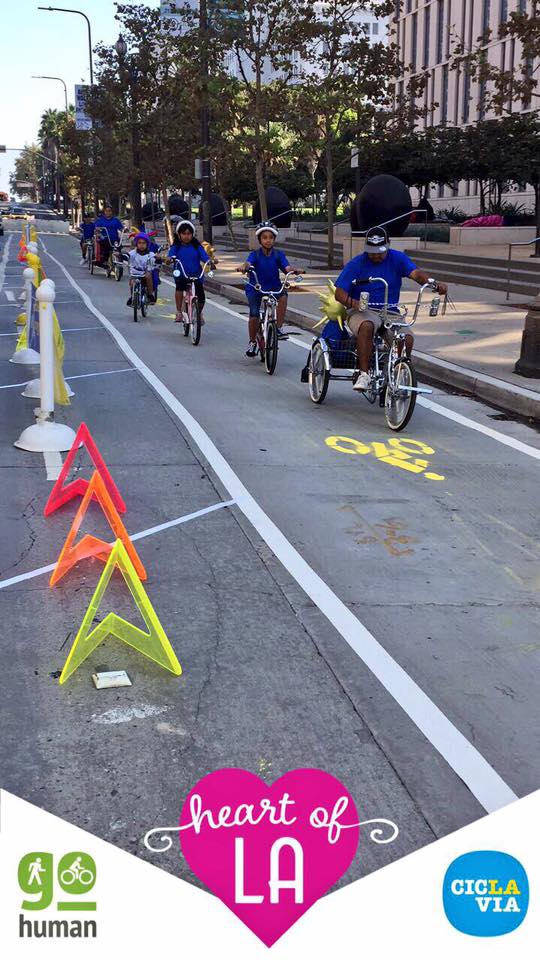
[168,193,190,218]
[352,175,412,237]
[198,193,227,227]
[253,186,292,229]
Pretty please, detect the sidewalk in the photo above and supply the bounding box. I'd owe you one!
[208,248,540,420]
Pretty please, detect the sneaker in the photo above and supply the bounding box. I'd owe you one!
[246,341,258,358]
[79,257,86,265]
[126,297,133,307]
[353,371,371,392]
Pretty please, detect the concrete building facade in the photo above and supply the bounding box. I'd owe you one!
[392,0,537,215]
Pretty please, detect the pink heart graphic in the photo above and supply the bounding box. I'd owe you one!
[179,768,359,947]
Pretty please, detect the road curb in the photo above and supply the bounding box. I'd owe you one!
[206,276,540,422]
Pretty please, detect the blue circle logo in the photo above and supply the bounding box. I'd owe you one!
[443,851,528,937]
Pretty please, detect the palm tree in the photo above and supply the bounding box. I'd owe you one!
[39,107,74,212]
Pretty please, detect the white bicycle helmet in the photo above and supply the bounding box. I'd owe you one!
[255,220,278,239]
[175,219,196,235]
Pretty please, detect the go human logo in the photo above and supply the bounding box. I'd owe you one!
[18,851,97,940]
[443,850,529,937]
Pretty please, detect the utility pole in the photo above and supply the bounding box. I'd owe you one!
[200,0,212,243]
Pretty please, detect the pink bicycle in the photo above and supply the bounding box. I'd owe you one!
[171,259,214,346]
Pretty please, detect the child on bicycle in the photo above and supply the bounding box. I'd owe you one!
[79,213,95,265]
[167,220,214,323]
[126,233,157,306]
[239,221,304,358]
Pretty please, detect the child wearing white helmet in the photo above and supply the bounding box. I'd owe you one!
[238,221,304,358]
[167,220,212,323]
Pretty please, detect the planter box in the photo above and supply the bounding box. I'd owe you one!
[449,225,537,246]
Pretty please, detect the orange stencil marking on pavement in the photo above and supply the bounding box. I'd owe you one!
[49,471,146,587]
[325,436,445,481]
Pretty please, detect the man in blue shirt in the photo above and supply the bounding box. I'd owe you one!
[335,227,447,391]
[239,222,304,358]
[94,205,124,266]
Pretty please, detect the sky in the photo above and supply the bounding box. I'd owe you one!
[0,0,161,195]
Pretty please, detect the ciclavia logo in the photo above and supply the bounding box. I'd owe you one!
[443,850,528,937]
[18,851,97,939]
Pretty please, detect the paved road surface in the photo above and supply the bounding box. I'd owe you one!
[1,229,539,886]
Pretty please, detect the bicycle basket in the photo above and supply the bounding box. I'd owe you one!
[327,337,357,369]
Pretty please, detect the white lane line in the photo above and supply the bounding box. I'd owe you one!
[0,500,234,592]
[42,241,517,814]
[5,290,15,302]
[0,325,104,337]
[43,450,63,481]
[0,368,135,391]
[204,294,540,464]
[0,235,13,295]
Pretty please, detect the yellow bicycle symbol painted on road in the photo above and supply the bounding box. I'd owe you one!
[325,436,445,481]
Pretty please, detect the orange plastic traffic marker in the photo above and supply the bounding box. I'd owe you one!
[59,539,182,684]
[44,422,126,516]
[49,471,146,587]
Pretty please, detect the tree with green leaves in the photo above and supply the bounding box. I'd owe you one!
[9,146,42,202]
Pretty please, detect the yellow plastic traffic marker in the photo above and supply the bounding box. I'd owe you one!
[49,471,146,587]
[59,539,182,684]
[313,280,347,330]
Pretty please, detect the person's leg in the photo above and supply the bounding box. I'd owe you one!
[175,279,186,321]
[246,290,262,355]
[127,277,134,306]
[355,319,375,373]
[276,292,287,329]
[145,271,155,300]
[195,280,205,320]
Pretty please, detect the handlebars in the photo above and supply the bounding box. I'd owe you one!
[171,258,214,282]
[240,268,304,297]
[352,276,445,328]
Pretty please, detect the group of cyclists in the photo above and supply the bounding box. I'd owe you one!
[78,205,449,395]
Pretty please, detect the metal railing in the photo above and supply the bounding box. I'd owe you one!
[506,236,540,300]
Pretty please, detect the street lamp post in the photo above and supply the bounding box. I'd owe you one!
[200,0,212,243]
[115,35,143,229]
[37,7,93,85]
[31,75,68,114]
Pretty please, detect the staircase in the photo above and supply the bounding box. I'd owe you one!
[214,231,342,267]
[406,248,540,299]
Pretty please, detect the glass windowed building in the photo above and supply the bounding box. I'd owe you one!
[392,0,537,213]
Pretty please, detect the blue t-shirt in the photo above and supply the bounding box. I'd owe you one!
[80,222,95,240]
[168,242,209,278]
[247,248,289,292]
[336,250,417,311]
[94,215,124,243]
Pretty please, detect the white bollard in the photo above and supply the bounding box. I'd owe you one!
[21,278,74,399]
[15,281,76,453]
[10,268,41,365]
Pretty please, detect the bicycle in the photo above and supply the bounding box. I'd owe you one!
[91,227,128,279]
[306,279,444,431]
[85,235,95,272]
[60,861,94,886]
[171,259,214,346]
[242,269,303,375]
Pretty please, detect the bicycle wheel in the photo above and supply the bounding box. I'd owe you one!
[90,253,94,275]
[87,246,93,271]
[191,299,202,345]
[60,869,76,886]
[385,358,417,431]
[141,290,147,318]
[309,341,329,404]
[265,320,278,375]
[79,869,94,886]
[133,289,139,323]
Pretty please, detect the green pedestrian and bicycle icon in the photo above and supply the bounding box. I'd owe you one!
[19,851,97,911]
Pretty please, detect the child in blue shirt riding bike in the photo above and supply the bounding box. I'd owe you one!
[79,214,95,265]
[239,221,304,358]
[167,220,213,323]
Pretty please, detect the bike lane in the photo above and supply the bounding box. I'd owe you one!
[0,230,439,883]
[35,234,540,840]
